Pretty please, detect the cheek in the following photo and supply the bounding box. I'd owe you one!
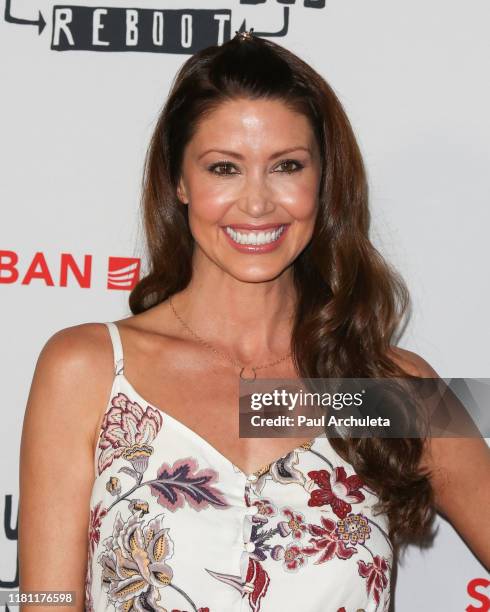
[186,181,231,224]
[278,180,319,221]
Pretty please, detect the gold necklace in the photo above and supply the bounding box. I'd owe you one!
[168,295,292,382]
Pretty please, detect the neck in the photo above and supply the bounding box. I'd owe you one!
[169,270,297,366]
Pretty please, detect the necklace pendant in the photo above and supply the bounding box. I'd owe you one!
[239,366,257,382]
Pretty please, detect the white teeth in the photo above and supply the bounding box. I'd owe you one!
[225,225,286,246]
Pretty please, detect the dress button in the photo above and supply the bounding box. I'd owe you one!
[244,541,255,553]
[247,473,258,482]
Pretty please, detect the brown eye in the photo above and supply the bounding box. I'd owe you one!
[277,159,304,174]
[209,161,238,176]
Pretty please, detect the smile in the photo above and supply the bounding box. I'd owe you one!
[221,223,290,254]
[224,225,286,245]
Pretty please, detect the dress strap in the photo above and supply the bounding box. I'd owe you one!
[105,322,124,376]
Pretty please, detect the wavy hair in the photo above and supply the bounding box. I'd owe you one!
[129,34,436,552]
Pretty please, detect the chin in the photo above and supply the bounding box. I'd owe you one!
[224,265,289,284]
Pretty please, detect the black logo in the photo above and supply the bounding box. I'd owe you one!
[4,0,326,54]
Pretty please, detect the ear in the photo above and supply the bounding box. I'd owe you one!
[176,178,189,205]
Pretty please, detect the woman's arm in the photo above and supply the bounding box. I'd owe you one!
[390,346,490,571]
[18,324,113,611]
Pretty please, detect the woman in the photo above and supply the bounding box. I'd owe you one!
[19,29,489,612]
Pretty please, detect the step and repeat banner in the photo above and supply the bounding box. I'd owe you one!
[1,0,489,610]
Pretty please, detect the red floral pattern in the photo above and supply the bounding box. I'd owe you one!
[307,466,365,518]
[358,555,390,605]
[302,515,357,564]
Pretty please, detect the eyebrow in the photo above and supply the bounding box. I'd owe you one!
[197,146,312,161]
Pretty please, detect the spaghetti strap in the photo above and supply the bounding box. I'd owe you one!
[105,322,124,376]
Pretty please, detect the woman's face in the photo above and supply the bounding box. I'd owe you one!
[177,97,322,283]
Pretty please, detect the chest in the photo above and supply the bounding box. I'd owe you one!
[123,356,313,476]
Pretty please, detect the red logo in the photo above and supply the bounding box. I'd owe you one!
[107,257,140,290]
[0,250,141,290]
[467,578,490,612]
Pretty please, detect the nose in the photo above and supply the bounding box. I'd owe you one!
[236,170,275,217]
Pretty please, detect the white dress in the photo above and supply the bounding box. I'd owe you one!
[85,322,394,612]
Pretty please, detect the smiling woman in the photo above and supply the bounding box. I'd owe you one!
[18,27,490,612]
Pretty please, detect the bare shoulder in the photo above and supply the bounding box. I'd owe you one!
[25,322,116,448]
[38,322,113,376]
[35,323,113,383]
[387,345,439,377]
[387,345,442,472]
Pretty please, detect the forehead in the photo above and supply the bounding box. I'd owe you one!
[189,97,316,151]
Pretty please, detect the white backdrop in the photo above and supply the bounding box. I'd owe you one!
[1,0,489,610]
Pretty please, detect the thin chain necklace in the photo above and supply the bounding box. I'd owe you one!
[168,295,292,382]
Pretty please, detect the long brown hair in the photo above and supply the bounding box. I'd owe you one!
[129,34,436,552]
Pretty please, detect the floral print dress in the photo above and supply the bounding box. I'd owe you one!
[85,322,394,612]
